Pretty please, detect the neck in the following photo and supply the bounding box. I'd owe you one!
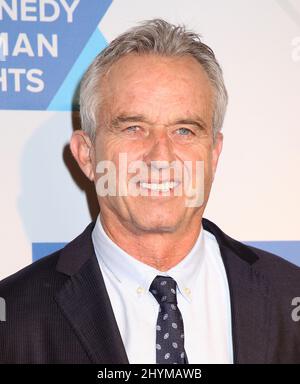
[99,210,203,271]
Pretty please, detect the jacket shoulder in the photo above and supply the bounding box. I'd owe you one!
[246,243,300,287]
[0,221,96,298]
[203,217,300,286]
[0,250,66,300]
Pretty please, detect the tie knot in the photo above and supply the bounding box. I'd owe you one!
[149,276,178,305]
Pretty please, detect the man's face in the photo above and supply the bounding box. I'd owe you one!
[92,54,223,234]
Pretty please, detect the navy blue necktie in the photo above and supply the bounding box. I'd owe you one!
[149,275,188,364]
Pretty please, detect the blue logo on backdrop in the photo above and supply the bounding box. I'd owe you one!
[0,0,112,110]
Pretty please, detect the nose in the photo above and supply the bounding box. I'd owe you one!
[143,131,176,168]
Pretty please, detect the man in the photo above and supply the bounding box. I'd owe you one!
[0,19,299,364]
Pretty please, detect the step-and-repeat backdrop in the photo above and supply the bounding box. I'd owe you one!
[1,0,299,279]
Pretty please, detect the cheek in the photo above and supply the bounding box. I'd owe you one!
[177,146,211,186]
[204,153,214,184]
[94,136,120,162]
[188,146,214,186]
[95,141,144,181]
[176,142,211,164]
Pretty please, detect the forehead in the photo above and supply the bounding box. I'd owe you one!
[100,54,214,121]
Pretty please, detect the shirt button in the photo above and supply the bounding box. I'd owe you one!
[184,287,191,296]
[136,287,144,295]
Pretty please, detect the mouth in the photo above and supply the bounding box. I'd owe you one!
[139,181,180,192]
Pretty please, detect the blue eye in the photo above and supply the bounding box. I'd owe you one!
[125,126,139,133]
[177,128,193,135]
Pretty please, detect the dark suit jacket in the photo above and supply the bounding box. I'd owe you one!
[0,218,299,364]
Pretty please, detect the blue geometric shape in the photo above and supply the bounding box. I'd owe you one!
[48,27,107,111]
[32,241,300,267]
[245,241,300,267]
[0,0,112,110]
[32,242,66,262]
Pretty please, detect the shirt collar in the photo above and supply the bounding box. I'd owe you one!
[92,215,205,302]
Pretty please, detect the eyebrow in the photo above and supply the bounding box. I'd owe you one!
[111,115,151,127]
[111,114,207,131]
[173,118,207,131]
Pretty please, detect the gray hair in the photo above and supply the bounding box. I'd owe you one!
[80,19,228,141]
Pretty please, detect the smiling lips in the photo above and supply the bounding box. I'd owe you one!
[139,181,180,192]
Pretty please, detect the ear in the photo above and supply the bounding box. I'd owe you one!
[212,132,223,179]
[70,130,95,181]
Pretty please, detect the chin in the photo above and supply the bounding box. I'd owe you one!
[131,214,182,234]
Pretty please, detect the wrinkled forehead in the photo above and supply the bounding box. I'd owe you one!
[98,53,215,124]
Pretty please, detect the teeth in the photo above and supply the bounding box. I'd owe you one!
[140,181,178,191]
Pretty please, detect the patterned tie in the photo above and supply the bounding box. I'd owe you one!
[149,275,188,364]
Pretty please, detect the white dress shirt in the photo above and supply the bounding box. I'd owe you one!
[92,215,233,364]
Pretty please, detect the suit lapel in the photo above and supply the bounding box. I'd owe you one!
[55,223,129,364]
[203,219,271,364]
